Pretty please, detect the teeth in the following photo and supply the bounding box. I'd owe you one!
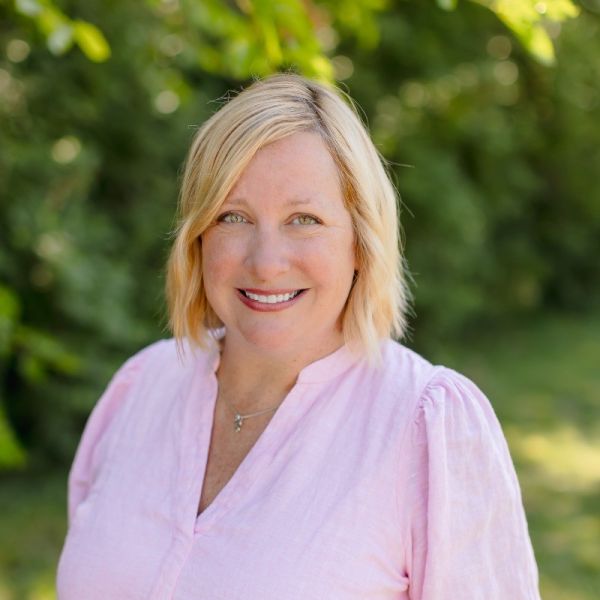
[245,290,301,303]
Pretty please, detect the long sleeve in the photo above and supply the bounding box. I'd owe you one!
[67,345,152,526]
[405,367,541,600]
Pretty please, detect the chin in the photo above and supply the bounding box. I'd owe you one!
[238,323,343,357]
[241,330,298,353]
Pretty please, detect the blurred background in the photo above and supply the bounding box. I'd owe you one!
[1,0,599,598]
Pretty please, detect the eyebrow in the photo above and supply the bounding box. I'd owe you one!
[224,196,322,208]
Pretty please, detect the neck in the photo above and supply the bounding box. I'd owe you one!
[214,332,344,412]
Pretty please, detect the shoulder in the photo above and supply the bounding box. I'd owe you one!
[414,364,502,441]
[114,336,215,388]
[373,338,442,397]
[407,362,514,482]
[67,337,216,513]
[83,337,215,439]
[367,339,453,420]
[123,336,201,369]
[374,339,504,443]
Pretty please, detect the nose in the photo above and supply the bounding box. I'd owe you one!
[244,227,291,282]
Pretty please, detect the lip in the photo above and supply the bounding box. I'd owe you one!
[236,288,307,312]
[240,288,303,295]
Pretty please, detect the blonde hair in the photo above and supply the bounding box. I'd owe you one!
[165,73,411,364]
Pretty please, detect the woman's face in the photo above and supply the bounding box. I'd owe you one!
[201,131,357,357]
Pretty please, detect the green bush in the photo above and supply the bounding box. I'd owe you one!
[1,0,596,466]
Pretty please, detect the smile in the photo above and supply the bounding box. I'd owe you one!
[239,289,303,304]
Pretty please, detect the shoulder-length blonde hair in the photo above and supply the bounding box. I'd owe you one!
[165,73,411,364]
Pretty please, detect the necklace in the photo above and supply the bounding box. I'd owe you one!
[221,396,279,432]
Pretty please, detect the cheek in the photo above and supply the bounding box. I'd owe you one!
[201,236,245,319]
[201,234,243,284]
[300,232,356,284]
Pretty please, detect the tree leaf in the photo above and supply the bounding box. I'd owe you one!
[73,20,111,62]
[437,0,459,10]
[526,24,555,65]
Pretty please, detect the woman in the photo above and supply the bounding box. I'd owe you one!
[57,74,541,599]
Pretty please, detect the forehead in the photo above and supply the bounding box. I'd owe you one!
[224,131,344,209]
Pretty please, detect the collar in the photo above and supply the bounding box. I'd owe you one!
[204,328,364,385]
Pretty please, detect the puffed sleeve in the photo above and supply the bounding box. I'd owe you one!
[67,344,155,526]
[405,367,540,600]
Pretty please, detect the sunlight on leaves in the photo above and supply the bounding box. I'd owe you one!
[528,23,555,64]
[10,0,582,73]
[73,21,111,62]
[437,0,458,9]
[46,24,73,55]
[27,576,55,600]
[506,424,600,491]
[309,55,334,81]
[15,0,42,17]
[539,576,594,600]
[473,0,580,64]
[14,0,111,62]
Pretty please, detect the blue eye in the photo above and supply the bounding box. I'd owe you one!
[292,214,320,225]
[219,212,247,224]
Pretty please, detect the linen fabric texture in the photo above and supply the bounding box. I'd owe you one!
[56,336,541,599]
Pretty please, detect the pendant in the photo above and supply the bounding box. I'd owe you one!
[234,413,243,432]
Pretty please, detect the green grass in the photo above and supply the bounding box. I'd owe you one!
[0,469,66,600]
[1,310,598,599]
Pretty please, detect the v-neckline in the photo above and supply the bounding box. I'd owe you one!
[182,334,362,534]
[192,368,302,532]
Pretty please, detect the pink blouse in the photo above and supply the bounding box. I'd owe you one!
[56,336,540,599]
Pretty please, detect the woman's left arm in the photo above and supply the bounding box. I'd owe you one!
[404,367,541,600]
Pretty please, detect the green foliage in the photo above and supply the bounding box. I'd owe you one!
[0,285,19,357]
[12,0,110,61]
[341,2,600,350]
[178,0,333,79]
[1,0,207,465]
[0,0,597,473]
[8,0,580,75]
[474,0,580,64]
[0,404,26,468]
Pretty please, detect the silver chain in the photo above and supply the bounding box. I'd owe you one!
[221,397,279,433]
